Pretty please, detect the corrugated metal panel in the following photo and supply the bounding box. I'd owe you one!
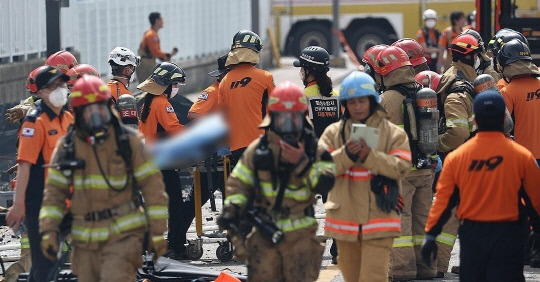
[1,0,270,73]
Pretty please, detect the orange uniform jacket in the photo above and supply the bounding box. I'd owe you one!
[500,76,540,158]
[107,79,132,103]
[17,103,73,212]
[139,95,183,143]
[425,132,540,236]
[189,81,219,116]
[140,29,168,60]
[218,64,275,151]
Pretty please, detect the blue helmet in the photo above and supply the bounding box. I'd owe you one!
[339,71,381,103]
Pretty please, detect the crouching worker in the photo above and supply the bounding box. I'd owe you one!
[319,71,412,282]
[218,82,335,282]
[38,75,169,282]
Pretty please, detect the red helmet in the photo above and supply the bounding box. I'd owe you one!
[450,34,481,55]
[267,81,308,112]
[415,70,442,91]
[375,46,412,76]
[362,44,389,68]
[66,64,100,87]
[70,75,111,108]
[391,38,427,66]
[45,51,78,74]
[26,66,49,93]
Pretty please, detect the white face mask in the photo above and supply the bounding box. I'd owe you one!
[474,56,481,70]
[49,87,68,107]
[425,19,436,29]
[170,87,179,99]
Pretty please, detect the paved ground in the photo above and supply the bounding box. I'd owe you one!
[3,55,540,281]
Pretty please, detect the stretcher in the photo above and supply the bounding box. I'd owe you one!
[183,154,234,262]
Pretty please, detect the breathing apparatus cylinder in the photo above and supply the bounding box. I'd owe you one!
[473,74,514,134]
[415,88,439,157]
[117,94,139,129]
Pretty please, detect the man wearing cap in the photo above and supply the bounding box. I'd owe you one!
[422,91,540,281]
[188,55,228,120]
[6,66,74,282]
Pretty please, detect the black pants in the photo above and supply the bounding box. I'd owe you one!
[162,169,184,253]
[230,148,246,169]
[459,220,525,282]
[26,211,55,282]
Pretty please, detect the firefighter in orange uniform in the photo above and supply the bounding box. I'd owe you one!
[417,9,440,71]
[107,47,140,103]
[319,71,412,282]
[138,62,187,259]
[422,91,540,281]
[137,12,178,83]
[6,66,73,282]
[188,54,228,120]
[39,75,168,282]
[218,30,275,167]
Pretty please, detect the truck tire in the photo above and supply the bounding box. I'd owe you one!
[289,23,332,57]
[349,26,392,62]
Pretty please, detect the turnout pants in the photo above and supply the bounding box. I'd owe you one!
[2,235,31,282]
[459,220,525,282]
[71,233,143,282]
[390,172,435,279]
[246,224,324,282]
[336,235,394,282]
[436,207,459,273]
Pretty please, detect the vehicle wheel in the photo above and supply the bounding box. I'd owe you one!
[289,23,332,57]
[186,243,203,260]
[216,241,234,262]
[349,26,392,62]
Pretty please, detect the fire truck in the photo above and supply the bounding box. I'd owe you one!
[477,0,540,63]
[272,0,475,59]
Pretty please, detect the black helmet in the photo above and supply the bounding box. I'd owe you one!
[461,29,485,52]
[208,54,228,77]
[497,39,532,68]
[35,66,70,91]
[150,62,186,86]
[230,30,262,52]
[488,29,528,55]
[293,46,330,72]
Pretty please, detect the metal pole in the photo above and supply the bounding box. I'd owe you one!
[46,0,62,56]
[251,0,260,35]
[332,0,340,56]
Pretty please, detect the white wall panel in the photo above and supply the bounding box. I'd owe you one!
[1,0,265,74]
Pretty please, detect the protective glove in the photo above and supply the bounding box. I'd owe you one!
[421,234,438,267]
[5,105,32,123]
[149,234,168,262]
[41,231,59,261]
[371,175,399,213]
[217,205,240,230]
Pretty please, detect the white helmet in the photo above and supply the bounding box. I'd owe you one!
[108,47,140,67]
[423,9,438,20]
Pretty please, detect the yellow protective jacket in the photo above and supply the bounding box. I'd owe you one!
[224,129,335,234]
[318,109,412,241]
[437,61,477,152]
[39,126,168,250]
[380,66,433,176]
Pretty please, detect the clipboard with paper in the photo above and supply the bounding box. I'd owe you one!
[350,124,379,150]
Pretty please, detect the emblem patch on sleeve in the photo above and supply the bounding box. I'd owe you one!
[166,106,175,113]
[22,127,35,137]
[198,92,209,101]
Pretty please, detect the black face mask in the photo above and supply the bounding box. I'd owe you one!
[78,103,112,144]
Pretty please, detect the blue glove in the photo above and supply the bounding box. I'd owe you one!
[435,155,442,173]
[421,234,438,267]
